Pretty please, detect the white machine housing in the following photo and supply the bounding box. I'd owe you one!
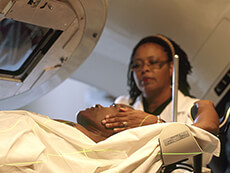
[0,0,107,109]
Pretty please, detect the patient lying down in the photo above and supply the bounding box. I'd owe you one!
[56,104,134,143]
[58,100,219,143]
[0,101,220,172]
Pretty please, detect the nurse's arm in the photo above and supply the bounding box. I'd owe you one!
[192,100,219,135]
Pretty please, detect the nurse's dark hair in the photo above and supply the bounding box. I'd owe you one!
[127,34,192,105]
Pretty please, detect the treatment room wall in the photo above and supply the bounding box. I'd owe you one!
[20,78,114,122]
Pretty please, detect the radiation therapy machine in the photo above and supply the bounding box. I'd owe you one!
[0,0,223,172]
[0,0,107,109]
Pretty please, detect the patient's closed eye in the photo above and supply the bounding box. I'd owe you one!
[94,104,103,108]
[111,103,134,110]
[111,103,117,108]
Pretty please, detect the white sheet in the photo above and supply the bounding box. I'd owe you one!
[0,110,220,173]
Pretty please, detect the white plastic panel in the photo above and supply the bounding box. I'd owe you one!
[190,18,230,104]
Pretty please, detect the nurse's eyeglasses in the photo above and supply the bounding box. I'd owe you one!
[130,59,170,70]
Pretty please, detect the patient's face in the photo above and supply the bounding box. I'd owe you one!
[77,104,133,133]
[78,104,133,121]
[76,104,133,141]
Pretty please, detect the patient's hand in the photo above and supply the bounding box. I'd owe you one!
[101,107,158,133]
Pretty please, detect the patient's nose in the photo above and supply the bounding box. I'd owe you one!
[94,104,103,108]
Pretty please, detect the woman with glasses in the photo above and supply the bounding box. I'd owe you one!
[101,34,218,135]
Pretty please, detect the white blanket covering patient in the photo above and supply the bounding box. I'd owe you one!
[0,109,220,173]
